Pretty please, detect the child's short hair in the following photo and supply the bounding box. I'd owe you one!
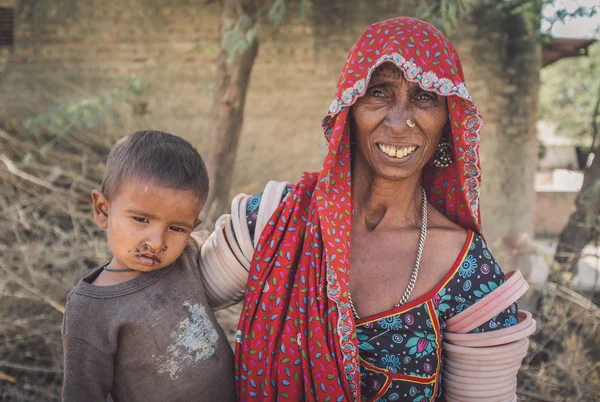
[101,130,209,199]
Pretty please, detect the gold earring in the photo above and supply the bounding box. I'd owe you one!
[406,119,415,128]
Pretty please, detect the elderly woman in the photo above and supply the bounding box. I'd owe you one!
[200,17,532,402]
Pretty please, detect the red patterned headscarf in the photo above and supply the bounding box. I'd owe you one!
[236,17,483,401]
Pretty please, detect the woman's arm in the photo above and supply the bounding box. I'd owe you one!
[196,181,290,310]
[439,235,533,402]
[438,234,521,332]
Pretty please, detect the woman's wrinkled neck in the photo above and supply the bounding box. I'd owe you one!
[352,163,423,232]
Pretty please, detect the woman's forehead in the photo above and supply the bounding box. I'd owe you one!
[368,63,414,87]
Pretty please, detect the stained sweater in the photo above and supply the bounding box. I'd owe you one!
[62,240,236,402]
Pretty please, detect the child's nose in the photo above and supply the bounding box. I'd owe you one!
[145,231,167,252]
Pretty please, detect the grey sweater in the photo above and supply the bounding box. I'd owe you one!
[62,240,236,402]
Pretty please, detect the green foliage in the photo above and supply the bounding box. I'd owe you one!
[299,0,310,20]
[417,0,596,39]
[222,13,257,60]
[268,0,287,27]
[488,0,544,36]
[540,42,600,141]
[538,140,548,160]
[221,0,309,60]
[194,40,218,57]
[268,0,310,29]
[489,0,596,40]
[542,0,598,35]
[581,179,600,227]
[123,75,148,98]
[416,0,475,35]
[23,75,148,142]
[24,95,113,139]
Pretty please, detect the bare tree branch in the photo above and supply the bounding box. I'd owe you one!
[0,154,87,202]
[0,361,63,374]
[0,261,65,314]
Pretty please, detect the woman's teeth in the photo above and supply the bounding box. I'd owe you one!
[378,144,417,158]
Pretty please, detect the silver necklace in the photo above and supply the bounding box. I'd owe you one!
[348,186,428,320]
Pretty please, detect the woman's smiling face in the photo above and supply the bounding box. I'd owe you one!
[351,62,449,181]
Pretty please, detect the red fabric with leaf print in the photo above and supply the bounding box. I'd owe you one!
[235,17,483,401]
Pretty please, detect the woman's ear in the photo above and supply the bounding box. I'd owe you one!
[91,189,110,229]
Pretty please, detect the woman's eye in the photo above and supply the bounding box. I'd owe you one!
[170,226,185,233]
[368,88,385,98]
[415,92,435,101]
[133,217,148,223]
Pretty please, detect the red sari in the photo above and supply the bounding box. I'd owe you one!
[235,17,483,401]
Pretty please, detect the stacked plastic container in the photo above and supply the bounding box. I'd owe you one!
[442,271,536,402]
[198,181,289,309]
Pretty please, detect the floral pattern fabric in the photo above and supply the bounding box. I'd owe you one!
[355,232,516,401]
[235,17,494,402]
[242,203,517,401]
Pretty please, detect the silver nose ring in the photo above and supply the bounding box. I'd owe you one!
[406,119,415,128]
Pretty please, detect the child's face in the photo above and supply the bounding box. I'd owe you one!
[92,180,204,272]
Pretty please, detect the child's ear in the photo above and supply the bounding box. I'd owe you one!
[91,189,110,229]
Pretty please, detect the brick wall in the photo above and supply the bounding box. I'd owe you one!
[453,9,541,248]
[0,0,14,72]
[0,0,420,195]
[2,1,221,112]
[0,1,539,249]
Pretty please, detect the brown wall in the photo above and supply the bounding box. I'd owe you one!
[452,9,541,248]
[535,190,577,237]
[0,0,420,196]
[0,1,541,250]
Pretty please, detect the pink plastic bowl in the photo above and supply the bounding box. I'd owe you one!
[444,310,535,347]
[443,337,529,357]
[443,377,517,401]
[444,349,528,365]
[444,375,516,392]
[443,369,516,386]
[445,270,529,334]
[444,365,521,381]
[443,359,521,374]
[444,390,516,402]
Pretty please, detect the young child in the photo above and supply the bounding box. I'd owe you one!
[62,130,236,401]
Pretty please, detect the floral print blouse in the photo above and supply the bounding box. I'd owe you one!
[246,193,518,402]
[355,231,518,401]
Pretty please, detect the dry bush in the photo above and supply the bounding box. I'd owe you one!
[1,79,599,402]
[0,79,152,401]
[518,284,600,401]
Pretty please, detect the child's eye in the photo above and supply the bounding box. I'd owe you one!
[170,226,185,233]
[133,217,149,223]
